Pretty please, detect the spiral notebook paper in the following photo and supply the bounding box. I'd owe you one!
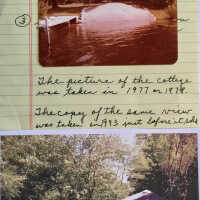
[0,0,199,130]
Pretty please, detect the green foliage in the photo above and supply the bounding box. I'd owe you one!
[129,134,198,200]
[1,169,25,200]
[1,135,131,200]
[2,134,197,200]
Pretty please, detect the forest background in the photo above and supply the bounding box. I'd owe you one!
[39,0,177,19]
[1,133,198,200]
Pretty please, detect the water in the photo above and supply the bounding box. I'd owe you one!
[39,3,177,66]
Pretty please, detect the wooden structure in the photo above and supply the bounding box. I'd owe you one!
[39,16,78,28]
[122,190,165,200]
[39,16,78,48]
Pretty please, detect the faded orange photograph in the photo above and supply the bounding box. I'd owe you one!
[39,0,178,66]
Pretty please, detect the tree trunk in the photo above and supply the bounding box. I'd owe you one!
[49,0,58,8]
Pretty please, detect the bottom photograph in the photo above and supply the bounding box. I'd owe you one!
[1,133,198,200]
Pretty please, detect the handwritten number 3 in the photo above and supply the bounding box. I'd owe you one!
[15,14,31,27]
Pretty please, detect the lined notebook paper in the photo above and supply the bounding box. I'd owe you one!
[0,0,199,130]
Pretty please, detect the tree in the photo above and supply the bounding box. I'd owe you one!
[132,0,176,9]
[1,136,26,200]
[128,134,198,200]
[1,134,132,200]
[48,0,58,8]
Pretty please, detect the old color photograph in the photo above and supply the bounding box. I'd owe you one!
[39,0,178,66]
[1,133,198,200]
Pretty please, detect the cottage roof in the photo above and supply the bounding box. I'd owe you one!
[122,190,165,200]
